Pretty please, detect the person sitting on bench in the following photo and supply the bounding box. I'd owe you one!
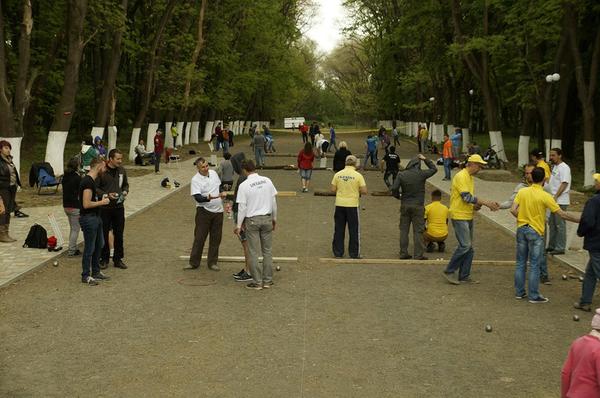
[134,139,154,165]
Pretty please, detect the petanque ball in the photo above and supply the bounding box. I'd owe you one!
[485,324,492,333]
[52,260,59,267]
[573,315,580,322]
[562,274,568,280]
[276,266,281,271]
[579,276,584,282]
[361,207,366,210]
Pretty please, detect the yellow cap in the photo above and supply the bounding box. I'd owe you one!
[467,154,488,165]
[594,173,600,183]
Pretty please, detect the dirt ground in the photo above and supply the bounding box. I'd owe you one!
[0,132,592,397]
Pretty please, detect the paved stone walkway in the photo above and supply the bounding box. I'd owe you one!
[0,157,200,288]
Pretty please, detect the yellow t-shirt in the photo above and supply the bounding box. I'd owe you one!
[419,128,428,140]
[537,159,551,182]
[425,201,449,238]
[514,184,560,236]
[450,168,475,220]
[331,166,366,207]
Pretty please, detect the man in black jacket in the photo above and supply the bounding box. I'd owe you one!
[574,173,600,312]
[97,149,129,269]
[391,154,437,260]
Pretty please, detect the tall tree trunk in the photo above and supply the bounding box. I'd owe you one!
[50,0,88,132]
[132,0,177,129]
[13,0,33,138]
[95,0,128,128]
[566,5,599,186]
[0,2,14,136]
[180,0,207,119]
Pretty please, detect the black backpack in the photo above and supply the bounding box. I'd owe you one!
[23,224,48,248]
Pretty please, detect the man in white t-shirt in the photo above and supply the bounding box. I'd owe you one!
[234,159,278,290]
[187,157,227,270]
[547,148,571,255]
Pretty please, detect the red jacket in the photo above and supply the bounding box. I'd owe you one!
[154,134,164,154]
[562,334,600,397]
[297,150,315,170]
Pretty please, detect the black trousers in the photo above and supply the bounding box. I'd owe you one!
[100,206,125,263]
[332,206,360,258]
[189,207,223,268]
[0,185,16,225]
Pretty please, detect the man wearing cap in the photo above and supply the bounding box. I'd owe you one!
[573,173,600,312]
[331,155,367,259]
[443,154,500,284]
[529,148,551,183]
[510,167,579,303]
[187,157,227,271]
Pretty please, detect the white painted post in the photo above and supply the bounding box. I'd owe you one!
[45,131,69,176]
[462,128,470,152]
[107,126,117,151]
[165,122,173,148]
[204,121,214,141]
[91,126,104,140]
[518,135,530,167]
[434,124,443,143]
[210,154,217,166]
[319,157,327,168]
[190,121,199,144]
[146,123,158,153]
[545,138,562,161]
[129,128,141,161]
[0,137,23,177]
[489,131,507,161]
[183,122,191,145]
[176,122,184,146]
[584,141,596,187]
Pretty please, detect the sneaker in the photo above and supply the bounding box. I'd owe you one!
[114,260,128,269]
[233,268,245,277]
[540,276,552,285]
[515,293,527,300]
[14,210,29,218]
[426,243,435,253]
[438,242,445,252]
[246,282,262,290]
[459,277,479,284]
[68,249,82,257]
[528,296,549,304]
[82,276,99,286]
[399,254,412,260]
[443,272,460,285]
[92,272,111,281]
[99,260,109,270]
[262,281,274,289]
[208,264,220,272]
[234,271,253,282]
[574,302,592,312]
[415,256,428,260]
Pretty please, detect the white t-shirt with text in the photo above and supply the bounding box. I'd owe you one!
[236,173,278,218]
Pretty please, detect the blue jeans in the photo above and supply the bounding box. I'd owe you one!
[445,220,474,280]
[254,147,265,166]
[364,150,377,167]
[579,251,600,305]
[222,141,230,154]
[80,214,104,279]
[514,225,544,299]
[443,158,452,179]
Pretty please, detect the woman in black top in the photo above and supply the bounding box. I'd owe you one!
[62,157,82,255]
[333,141,352,172]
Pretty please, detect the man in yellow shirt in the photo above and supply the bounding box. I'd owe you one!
[443,154,500,284]
[529,148,551,183]
[424,190,449,252]
[510,167,579,303]
[418,126,429,153]
[331,155,367,259]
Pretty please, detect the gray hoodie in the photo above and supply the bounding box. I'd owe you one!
[391,158,437,205]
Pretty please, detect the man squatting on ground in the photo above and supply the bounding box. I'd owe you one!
[79,158,111,285]
[424,190,449,253]
[573,173,600,312]
[331,155,367,259]
[443,154,500,285]
[187,157,227,271]
[235,160,278,290]
[510,167,579,303]
[391,154,437,260]
[96,149,129,270]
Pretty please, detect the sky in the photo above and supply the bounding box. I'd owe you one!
[304,0,350,53]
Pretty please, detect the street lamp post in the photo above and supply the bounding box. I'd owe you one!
[545,73,560,154]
